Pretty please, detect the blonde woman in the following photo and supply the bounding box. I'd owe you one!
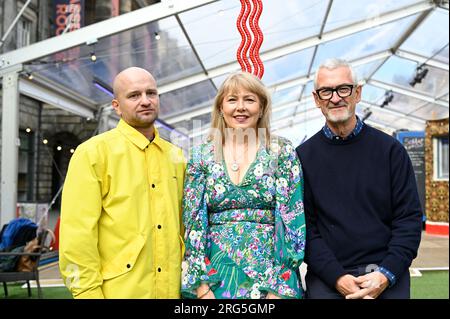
[181,72,306,299]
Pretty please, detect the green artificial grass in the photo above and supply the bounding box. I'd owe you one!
[411,270,449,299]
[1,282,73,299]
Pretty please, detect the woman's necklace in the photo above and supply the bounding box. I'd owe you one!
[229,146,246,172]
[231,159,240,172]
[227,143,253,172]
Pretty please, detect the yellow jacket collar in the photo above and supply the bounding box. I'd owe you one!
[116,119,164,150]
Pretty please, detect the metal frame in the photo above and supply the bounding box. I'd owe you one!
[368,79,449,107]
[158,1,435,94]
[1,68,21,226]
[359,100,426,124]
[396,49,449,71]
[164,50,400,125]
[19,79,95,118]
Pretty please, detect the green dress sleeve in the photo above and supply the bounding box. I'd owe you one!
[259,137,306,298]
[181,145,221,298]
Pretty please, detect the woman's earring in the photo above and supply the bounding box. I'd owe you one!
[220,112,224,118]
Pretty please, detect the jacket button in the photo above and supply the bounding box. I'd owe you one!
[126,264,131,268]
[157,267,161,272]
[157,225,161,229]
[151,184,155,188]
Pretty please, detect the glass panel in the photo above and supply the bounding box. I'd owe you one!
[263,48,314,86]
[372,55,449,97]
[365,109,401,126]
[290,108,325,143]
[361,84,386,105]
[179,0,327,69]
[212,74,229,90]
[272,107,295,123]
[28,16,203,104]
[313,14,418,72]
[400,9,449,64]
[272,86,302,106]
[409,103,449,120]
[353,59,385,83]
[301,81,315,100]
[159,79,217,118]
[379,92,427,115]
[171,112,212,133]
[388,118,425,131]
[324,0,423,32]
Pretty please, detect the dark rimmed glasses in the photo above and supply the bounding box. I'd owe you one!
[315,84,357,100]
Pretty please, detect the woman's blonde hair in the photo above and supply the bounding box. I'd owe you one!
[208,71,272,152]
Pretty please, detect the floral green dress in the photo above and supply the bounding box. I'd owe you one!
[181,137,306,299]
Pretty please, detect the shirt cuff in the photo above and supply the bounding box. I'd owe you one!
[378,266,396,287]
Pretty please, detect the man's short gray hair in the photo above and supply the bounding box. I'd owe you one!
[314,58,358,89]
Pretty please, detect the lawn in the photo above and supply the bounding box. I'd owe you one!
[0,283,72,299]
[411,270,449,299]
[0,270,448,299]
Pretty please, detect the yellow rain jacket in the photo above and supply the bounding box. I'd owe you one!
[59,119,186,298]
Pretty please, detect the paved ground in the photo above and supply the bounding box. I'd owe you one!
[37,231,448,287]
[411,232,449,269]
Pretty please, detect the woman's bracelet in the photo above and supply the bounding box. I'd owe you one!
[198,286,211,299]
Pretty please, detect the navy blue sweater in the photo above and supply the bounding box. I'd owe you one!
[296,125,422,288]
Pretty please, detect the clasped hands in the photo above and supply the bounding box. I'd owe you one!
[335,271,389,299]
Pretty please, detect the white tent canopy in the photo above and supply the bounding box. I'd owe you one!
[0,0,448,224]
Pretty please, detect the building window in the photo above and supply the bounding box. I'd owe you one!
[18,130,35,201]
[16,18,31,48]
[433,136,449,180]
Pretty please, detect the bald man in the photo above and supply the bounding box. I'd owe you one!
[60,67,186,298]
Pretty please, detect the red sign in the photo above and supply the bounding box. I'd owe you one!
[54,0,84,36]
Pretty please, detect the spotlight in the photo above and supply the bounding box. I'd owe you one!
[154,32,161,40]
[25,127,31,133]
[362,107,372,122]
[380,90,394,108]
[90,52,97,62]
[410,65,429,87]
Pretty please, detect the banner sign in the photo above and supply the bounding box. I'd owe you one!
[54,0,85,36]
[397,131,426,221]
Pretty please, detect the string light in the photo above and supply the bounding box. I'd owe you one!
[25,127,32,133]
[26,72,33,80]
[70,148,75,154]
[90,52,97,62]
[43,139,48,144]
[57,146,62,151]
[154,32,161,40]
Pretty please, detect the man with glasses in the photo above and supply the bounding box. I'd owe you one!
[296,58,422,299]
